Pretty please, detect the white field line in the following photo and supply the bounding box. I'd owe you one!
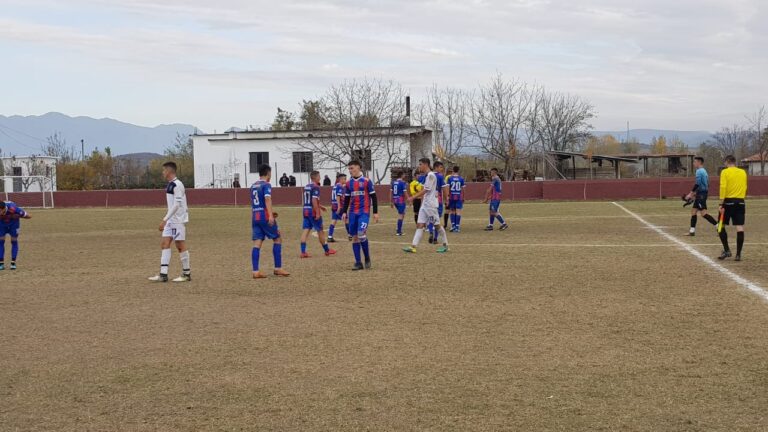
[612,202,768,303]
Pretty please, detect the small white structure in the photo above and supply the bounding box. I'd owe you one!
[192,127,433,188]
[1,156,58,192]
[742,153,768,175]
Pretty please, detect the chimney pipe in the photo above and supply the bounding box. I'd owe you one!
[405,96,411,118]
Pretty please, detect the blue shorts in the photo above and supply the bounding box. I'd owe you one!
[448,200,464,210]
[302,216,323,231]
[348,213,370,240]
[252,220,280,241]
[331,210,343,221]
[0,221,20,237]
[394,203,406,215]
[490,200,501,213]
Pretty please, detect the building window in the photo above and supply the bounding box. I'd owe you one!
[351,149,372,171]
[249,152,269,173]
[292,152,313,173]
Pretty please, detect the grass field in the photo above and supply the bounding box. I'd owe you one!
[2,200,768,431]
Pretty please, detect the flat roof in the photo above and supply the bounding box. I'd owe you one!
[195,126,432,141]
[549,151,639,163]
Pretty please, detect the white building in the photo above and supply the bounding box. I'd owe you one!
[1,156,58,192]
[192,127,433,188]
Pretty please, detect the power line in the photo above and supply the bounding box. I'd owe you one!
[0,123,49,143]
[0,128,41,152]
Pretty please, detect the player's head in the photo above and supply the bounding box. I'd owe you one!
[433,161,444,173]
[490,167,499,177]
[395,170,405,180]
[418,158,431,173]
[336,172,347,184]
[348,160,363,177]
[310,170,321,184]
[693,156,704,169]
[162,162,177,181]
[258,164,272,181]
[452,165,460,174]
[724,155,737,167]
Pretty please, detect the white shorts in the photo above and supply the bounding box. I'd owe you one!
[162,222,186,241]
[417,206,440,225]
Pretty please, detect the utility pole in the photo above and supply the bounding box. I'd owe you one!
[81,139,85,190]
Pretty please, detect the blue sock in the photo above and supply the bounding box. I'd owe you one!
[428,223,434,235]
[328,224,335,237]
[322,243,329,253]
[489,216,495,226]
[353,242,362,264]
[300,242,307,254]
[397,219,403,234]
[496,214,506,224]
[0,240,4,261]
[251,247,260,271]
[361,239,370,260]
[456,215,461,227]
[273,243,282,268]
[450,214,456,227]
[11,241,18,261]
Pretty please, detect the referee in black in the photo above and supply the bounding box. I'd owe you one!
[717,155,747,261]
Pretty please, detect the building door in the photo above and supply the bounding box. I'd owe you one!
[12,167,22,192]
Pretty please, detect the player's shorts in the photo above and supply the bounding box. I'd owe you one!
[331,210,343,221]
[162,222,186,241]
[489,200,501,213]
[722,199,745,226]
[348,213,370,240]
[394,203,406,215]
[0,220,20,237]
[448,200,464,210]
[693,193,708,210]
[302,216,323,231]
[252,220,280,241]
[417,206,440,225]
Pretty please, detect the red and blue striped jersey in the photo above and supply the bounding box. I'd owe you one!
[391,179,407,204]
[302,183,320,217]
[332,183,345,212]
[448,175,465,201]
[250,181,271,222]
[345,176,376,215]
[435,173,447,204]
[1,201,26,224]
[491,176,502,200]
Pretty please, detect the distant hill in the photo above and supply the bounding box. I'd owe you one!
[0,112,199,157]
[114,152,164,167]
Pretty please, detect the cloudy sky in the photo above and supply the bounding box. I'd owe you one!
[1,0,765,132]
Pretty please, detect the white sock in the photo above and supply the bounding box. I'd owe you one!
[412,229,423,247]
[438,226,448,246]
[180,250,190,275]
[160,248,172,275]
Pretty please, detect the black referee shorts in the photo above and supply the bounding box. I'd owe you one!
[722,198,746,226]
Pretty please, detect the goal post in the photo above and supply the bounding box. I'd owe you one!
[0,176,55,209]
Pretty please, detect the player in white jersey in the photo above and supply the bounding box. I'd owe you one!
[149,162,191,282]
[403,158,448,254]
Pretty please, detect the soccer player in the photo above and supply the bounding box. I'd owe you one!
[483,168,509,231]
[149,162,191,282]
[447,166,466,232]
[327,173,347,243]
[684,156,718,236]
[0,201,31,270]
[409,170,423,225]
[339,160,379,270]
[250,164,289,278]
[431,161,450,244]
[403,158,449,254]
[717,155,748,261]
[390,170,409,236]
[299,171,336,258]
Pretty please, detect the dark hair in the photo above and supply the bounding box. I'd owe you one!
[490,167,499,173]
[418,157,431,167]
[162,161,177,172]
[336,172,347,179]
[348,160,362,168]
[433,161,444,168]
[0,202,5,209]
[310,170,320,178]
[694,156,704,164]
[394,170,403,178]
[452,166,460,173]
[724,155,736,165]
[258,164,272,177]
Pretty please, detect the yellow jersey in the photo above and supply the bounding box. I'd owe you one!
[719,166,747,200]
[409,179,422,195]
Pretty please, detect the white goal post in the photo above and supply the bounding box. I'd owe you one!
[0,176,55,209]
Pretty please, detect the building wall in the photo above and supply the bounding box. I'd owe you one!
[0,157,58,192]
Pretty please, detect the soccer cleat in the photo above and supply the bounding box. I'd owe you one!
[396,232,403,236]
[172,274,191,282]
[499,223,509,231]
[300,252,311,259]
[437,246,449,253]
[717,251,732,260]
[688,232,695,237]
[484,225,494,231]
[402,246,417,254]
[273,269,290,277]
[348,235,353,241]
[735,255,742,262]
[327,237,337,243]
[428,234,434,244]
[252,271,268,279]
[148,274,169,282]
[325,249,337,256]
[9,262,16,270]
[352,262,365,271]
[364,260,372,270]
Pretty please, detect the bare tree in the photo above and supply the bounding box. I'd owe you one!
[710,125,751,161]
[290,78,411,183]
[414,85,470,161]
[42,132,76,163]
[746,106,767,174]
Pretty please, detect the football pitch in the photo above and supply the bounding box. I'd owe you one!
[2,200,768,431]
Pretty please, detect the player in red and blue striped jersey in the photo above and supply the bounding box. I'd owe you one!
[250,164,289,279]
[299,171,336,258]
[0,201,31,270]
[339,160,379,271]
[483,168,509,231]
[390,170,409,236]
[447,166,466,232]
[327,173,347,243]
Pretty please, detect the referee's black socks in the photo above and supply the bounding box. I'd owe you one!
[719,229,730,252]
[690,215,697,228]
[703,214,717,225]
[737,231,744,256]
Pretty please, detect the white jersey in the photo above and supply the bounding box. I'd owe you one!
[164,178,189,224]
[421,171,439,209]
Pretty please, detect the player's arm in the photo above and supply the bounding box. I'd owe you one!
[483,184,492,203]
[442,182,449,203]
[265,195,276,225]
[719,171,727,204]
[389,184,394,208]
[312,195,323,219]
[17,208,31,219]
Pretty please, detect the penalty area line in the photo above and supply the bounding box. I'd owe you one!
[612,202,768,303]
